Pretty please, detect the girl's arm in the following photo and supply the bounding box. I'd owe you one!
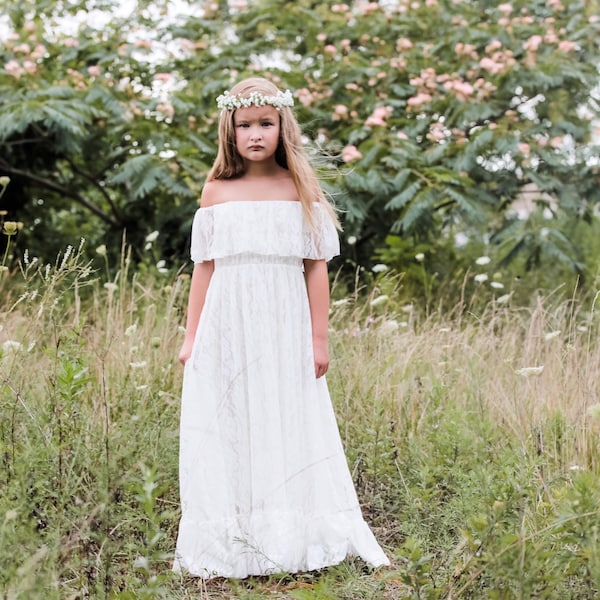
[303,258,330,378]
[178,260,215,365]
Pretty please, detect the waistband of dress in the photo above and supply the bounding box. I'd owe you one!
[214,253,303,268]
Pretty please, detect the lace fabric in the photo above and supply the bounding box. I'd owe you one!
[190,201,340,263]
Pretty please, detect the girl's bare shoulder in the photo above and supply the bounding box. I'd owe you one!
[199,179,235,207]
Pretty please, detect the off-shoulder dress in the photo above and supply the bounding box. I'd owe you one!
[173,200,389,578]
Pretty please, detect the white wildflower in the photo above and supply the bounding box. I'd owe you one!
[496,293,512,304]
[475,256,491,266]
[474,273,488,283]
[371,263,389,273]
[156,260,168,274]
[569,465,584,471]
[401,304,414,313]
[515,365,544,377]
[370,295,389,309]
[2,340,22,352]
[104,282,118,292]
[577,325,588,332]
[347,235,357,246]
[490,281,504,289]
[96,244,107,256]
[415,252,425,262]
[135,385,148,391]
[145,230,159,243]
[544,330,561,341]
[379,319,399,334]
[332,298,351,307]
[439,327,451,333]
[125,324,137,337]
[129,361,147,369]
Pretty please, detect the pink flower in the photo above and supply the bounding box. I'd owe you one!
[558,40,576,52]
[153,72,173,82]
[518,142,530,156]
[316,33,327,42]
[485,40,502,53]
[549,136,563,149]
[63,38,79,48]
[324,44,337,54]
[30,44,46,59]
[334,104,348,116]
[342,145,362,163]
[479,57,504,74]
[397,131,409,140]
[396,37,413,52]
[87,65,101,77]
[498,3,512,13]
[407,92,432,109]
[23,60,37,74]
[296,88,314,107]
[156,102,174,118]
[13,43,31,54]
[365,106,393,127]
[24,21,36,32]
[524,35,543,52]
[135,39,152,49]
[4,60,23,79]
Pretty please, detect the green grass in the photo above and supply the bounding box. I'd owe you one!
[2,249,600,599]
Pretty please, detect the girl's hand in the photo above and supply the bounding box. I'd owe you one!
[313,339,329,378]
[178,339,194,366]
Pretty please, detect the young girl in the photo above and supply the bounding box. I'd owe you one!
[173,77,389,578]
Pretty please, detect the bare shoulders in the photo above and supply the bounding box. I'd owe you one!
[201,171,299,206]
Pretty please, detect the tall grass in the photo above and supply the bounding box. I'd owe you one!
[1,249,600,599]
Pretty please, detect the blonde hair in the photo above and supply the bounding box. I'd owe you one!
[207,77,340,230]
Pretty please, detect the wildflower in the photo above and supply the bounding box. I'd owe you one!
[135,385,148,391]
[104,282,118,292]
[370,295,389,309]
[2,221,18,236]
[125,324,137,337]
[156,260,168,273]
[415,253,425,262]
[145,230,159,243]
[371,263,389,273]
[332,298,351,307]
[544,330,561,341]
[2,340,22,352]
[0,176,10,188]
[347,235,357,245]
[129,361,147,369]
[474,273,488,283]
[569,465,584,471]
[379,319,399,334]
[475,256,491,266]
[586,404,600,421]
[515,365,544,377]
[496,293,512,304]
[96,244,107,256]
[0,266,7,273]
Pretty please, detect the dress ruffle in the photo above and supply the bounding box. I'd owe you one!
[190,201,340,263]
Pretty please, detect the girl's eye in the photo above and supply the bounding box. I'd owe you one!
[261,122,274,127]
[236,123,249,128]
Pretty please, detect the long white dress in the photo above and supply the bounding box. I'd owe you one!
[173,200,389,578]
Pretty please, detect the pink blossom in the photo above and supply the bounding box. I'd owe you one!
[590,15,599,23]
[23,60,37,74]
[549,136,563,149]
[396,37,413,52]
[332,3,350,12]
[30,44,46,59]
[524,35,543,52]
[479,57,504,74]
[24,21,36,32]
[485,39,502,53]
[156,102,174,118]
[324,44,337,54]
[87,65,101,77]
[153,72,173,82]
[345,82,360,91]
[63,38,79,48]
[316,33,327,42]
[498,3,512,13]
[342,145,362,162]
[397,131,409,140]
[558,40,576,52]
[407,92,432,109]
[296,88,314,107]
[135,39,152,49]
[4,60,23,79]
[340,38,351,50]
[427,123,446,142]
[365,106,393,127]
[13,43,31,54]
[229,0,248,9]
[518,142,530,156]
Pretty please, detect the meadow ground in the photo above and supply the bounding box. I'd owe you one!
[2,249,600,599]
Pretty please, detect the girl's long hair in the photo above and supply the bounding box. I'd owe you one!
[207,77,340,230]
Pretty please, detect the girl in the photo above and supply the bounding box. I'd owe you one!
[173,77,389,578]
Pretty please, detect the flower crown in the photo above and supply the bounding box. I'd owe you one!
[216,89,294,111]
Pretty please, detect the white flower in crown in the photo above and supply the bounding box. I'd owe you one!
[216,89,294,111]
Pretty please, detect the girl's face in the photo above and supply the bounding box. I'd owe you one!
[233,105,281,165]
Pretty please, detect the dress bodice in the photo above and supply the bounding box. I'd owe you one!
[190,201,340,263]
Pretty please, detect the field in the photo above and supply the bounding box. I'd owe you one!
[2,248,600,599]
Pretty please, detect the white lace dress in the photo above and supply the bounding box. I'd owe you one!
[173,200,389,578]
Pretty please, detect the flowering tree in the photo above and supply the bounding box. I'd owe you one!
[1,0,599,288]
